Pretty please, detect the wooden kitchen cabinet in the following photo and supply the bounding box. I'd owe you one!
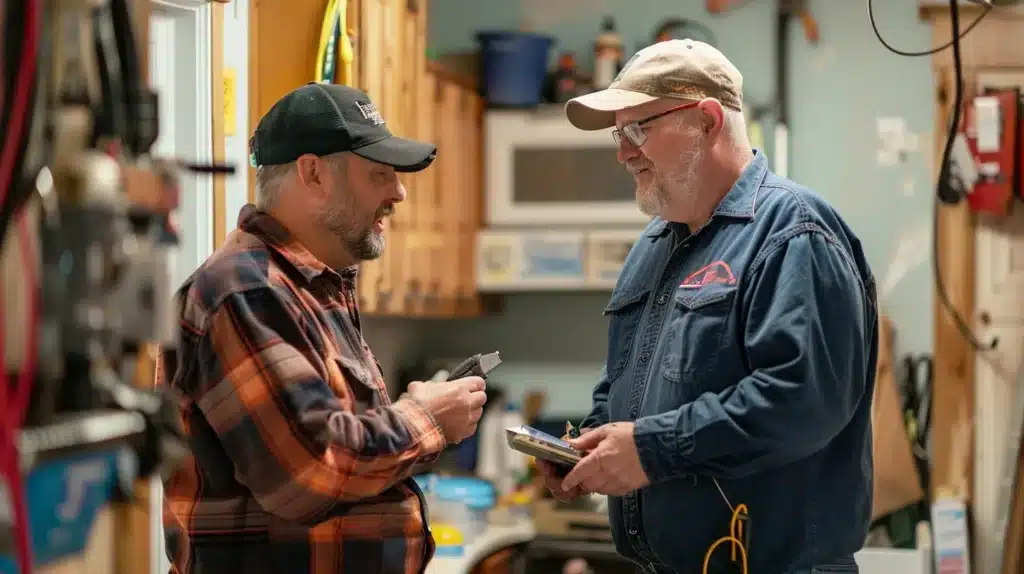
[249,0,487,317]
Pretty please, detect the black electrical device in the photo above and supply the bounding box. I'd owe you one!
[445,351,503,381]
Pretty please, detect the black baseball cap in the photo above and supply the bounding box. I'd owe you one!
[249,83,437,172]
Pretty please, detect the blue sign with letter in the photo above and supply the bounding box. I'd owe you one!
[0,449,124,573]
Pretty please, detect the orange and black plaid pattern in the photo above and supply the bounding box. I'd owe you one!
[157,205,446,574]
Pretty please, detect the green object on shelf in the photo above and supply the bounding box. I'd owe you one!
[878,504,924,549]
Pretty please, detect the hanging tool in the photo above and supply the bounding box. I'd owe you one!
[901,354,933,491]
[705,0,755,14]
[315,0,354,85]
[773,0,819,178]
[784,0,819,44]
[902,355,933,453]
[706,0,818,177]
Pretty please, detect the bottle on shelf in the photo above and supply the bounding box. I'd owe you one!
[592,16,624,90]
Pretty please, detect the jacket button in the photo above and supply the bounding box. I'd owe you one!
[639,351,651,363]
[656,293,668,305]
[629,528,638,535]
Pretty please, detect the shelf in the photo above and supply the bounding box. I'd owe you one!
[918,1,1024,20]
[477,281,615,293]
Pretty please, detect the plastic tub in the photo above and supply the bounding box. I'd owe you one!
[476,31,555,107]
[431,477,496,545]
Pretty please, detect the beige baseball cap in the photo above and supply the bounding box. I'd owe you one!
[565,39,744,131]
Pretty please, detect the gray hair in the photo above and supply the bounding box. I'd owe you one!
[254,163,294,209]
[666,100,749,151]
[722,108,751,151]
[253,152,349,210]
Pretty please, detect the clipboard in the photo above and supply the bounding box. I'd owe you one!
[505,424,583,467]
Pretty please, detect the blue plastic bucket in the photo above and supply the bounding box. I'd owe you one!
[477,31,555,107]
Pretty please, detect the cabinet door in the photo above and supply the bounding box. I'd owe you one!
[972,69,1024,574]
[248,0,331,205]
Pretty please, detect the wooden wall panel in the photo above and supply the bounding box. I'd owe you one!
[919,3,1024,502]
[248,0,484,318]
[247,0,332,205]
[929,66,976,501]
[212,3,227,247]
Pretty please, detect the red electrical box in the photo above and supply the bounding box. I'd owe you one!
[961,88,1020,216]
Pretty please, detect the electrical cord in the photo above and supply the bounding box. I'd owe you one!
[0,0,36,223]
[867,0,991,57]
[867,0,997,352]
[0,0,39,253]
[93,3,129,144]
[108,0,147,154]
[0,0,41,572]
[699,478,750,574]
[702,503,750,574]
[0,210,41,574]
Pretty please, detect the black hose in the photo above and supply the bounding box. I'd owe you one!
[109,0,146,154]
[0,0,41,251]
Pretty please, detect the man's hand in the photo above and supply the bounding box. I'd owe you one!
[405,377,487,444]
[536,427,595,502]
[536,460,585,502]
[562,422,650,496]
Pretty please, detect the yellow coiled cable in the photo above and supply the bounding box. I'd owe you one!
[336,0,353,85]
[314,0,337,83]
[702,503,749,574]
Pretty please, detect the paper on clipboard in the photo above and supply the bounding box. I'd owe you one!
[505,424,583,467]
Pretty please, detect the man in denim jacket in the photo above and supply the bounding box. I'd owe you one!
[537,40,878,574]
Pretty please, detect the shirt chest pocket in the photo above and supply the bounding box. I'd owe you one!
[602,287,652,383]
[660,284,739,384]
[332,355,388,413]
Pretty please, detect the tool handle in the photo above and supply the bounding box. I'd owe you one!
[800,11,819,44]
[446,354,483,380]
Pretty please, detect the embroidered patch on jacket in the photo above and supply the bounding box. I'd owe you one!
[680,261,736,288]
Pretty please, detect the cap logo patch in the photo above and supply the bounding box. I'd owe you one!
[667,84,706,98]
[356,101,385,126]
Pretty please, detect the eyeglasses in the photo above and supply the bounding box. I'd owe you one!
[611,102,700,148]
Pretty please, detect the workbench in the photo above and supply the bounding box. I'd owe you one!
[424,519,535,574]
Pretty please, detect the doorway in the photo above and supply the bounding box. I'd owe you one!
[147,1,214,572]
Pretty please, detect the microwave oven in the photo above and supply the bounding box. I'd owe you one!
[484,108,651,227]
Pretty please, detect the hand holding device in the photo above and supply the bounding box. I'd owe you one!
[406,377,487,443]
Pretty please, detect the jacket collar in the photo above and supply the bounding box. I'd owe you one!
[645,150,769,238]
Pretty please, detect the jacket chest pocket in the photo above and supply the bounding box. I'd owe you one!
[661,284,738,384]
[603,287,652,383]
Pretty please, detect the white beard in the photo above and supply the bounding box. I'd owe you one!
[636,145,705,218]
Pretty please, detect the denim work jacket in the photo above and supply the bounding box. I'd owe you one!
[580,152,879,574]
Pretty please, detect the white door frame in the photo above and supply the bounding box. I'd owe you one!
[150,0,214,289]
[973,70,1024,574]
[147,1,214,572]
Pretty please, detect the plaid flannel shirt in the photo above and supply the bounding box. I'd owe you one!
[157,205,446,574]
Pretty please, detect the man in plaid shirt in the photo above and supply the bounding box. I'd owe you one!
[157,83,487,574]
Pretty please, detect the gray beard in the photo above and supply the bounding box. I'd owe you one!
[317,206,386,262]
